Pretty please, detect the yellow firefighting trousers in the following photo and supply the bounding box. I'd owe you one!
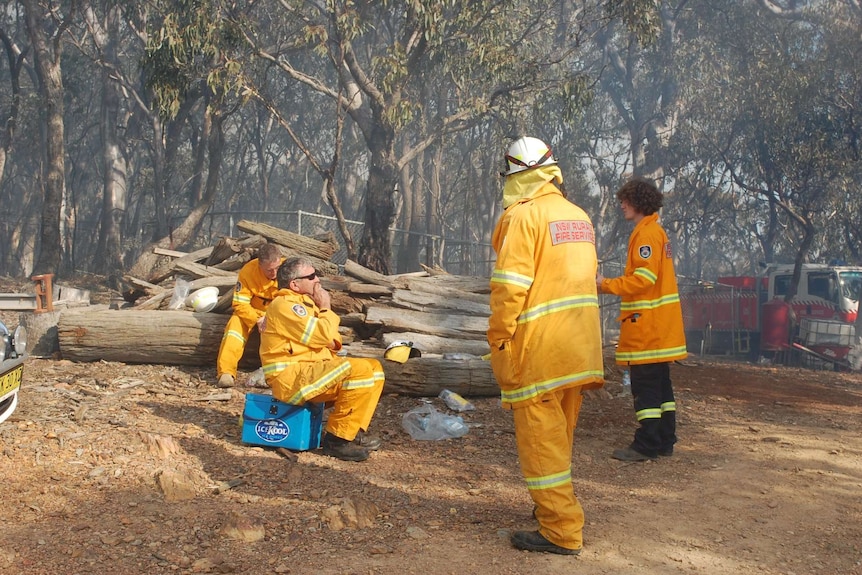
[513,387,584,550]
[217,314,256,378]
[269,357,384,441]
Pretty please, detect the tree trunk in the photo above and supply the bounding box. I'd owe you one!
[128,105,225,282]
[0,29,23,191]
[357,142,398,274]
[427,142,443,269]
[23,0,66,276]
[397,138,421,273]
[58,309,232,365]
[92,6,128,289]
[57,309,498,396]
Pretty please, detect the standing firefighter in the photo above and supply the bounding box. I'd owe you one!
[488,136,604,555]
[597,177,687,461]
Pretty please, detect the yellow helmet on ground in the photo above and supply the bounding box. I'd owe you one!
[384,340,422,363]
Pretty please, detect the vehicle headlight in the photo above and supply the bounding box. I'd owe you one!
[13,325,26,356]
[0,335,6,362]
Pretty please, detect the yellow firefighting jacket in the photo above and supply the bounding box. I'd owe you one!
[488,183,604,409]
[258,288,351,404]
[231,258,284,328]
[600,213,687,365]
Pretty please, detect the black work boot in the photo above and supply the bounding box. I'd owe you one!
[611,445,657,461]
[510,530,581,555]
[353,431,382,451]
[321,433,370,462]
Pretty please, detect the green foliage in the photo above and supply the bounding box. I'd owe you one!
[143,0,249,118]
[605,0,662,46]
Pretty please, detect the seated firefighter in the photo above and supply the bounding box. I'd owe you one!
[216,243,285,388]
[259,256,385,462]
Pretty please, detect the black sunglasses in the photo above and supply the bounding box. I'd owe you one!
[294,271,318,281]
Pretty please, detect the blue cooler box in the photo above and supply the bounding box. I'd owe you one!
[241,393,324,451]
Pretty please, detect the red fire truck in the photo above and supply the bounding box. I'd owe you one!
[680,263,862,363]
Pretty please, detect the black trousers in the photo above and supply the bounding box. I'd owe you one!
[629,362,676,456]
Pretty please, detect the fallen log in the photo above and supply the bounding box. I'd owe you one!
[379,358,497,397]
[365,305,487,338]
[391,289,489,316]
[123,275,166,296]
[237,220,336,260]
[403,277,490,304]
[344,259,402,289]
[210,235,266,267]
[381,332,490,356]
[405,274,490,295]
[58,309,232,365]
[56,309,497,396]
[173,261,237,278]
[348,282,393,296]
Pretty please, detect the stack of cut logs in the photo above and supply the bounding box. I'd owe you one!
[56,220,497,397]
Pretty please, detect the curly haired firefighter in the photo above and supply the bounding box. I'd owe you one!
[488,136,604,555]
[597,177,687,461]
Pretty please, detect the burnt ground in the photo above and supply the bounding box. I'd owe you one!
[1,353,861,575]
[0,274,860,574]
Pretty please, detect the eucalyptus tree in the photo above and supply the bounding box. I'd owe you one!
[142,0,600,271]
[0,8,41,275]
[119,0,250,280]
[209,0,595,273]
[0,25,26,190]
[573,0,705,282]
[590,1,691,184]
[20,0,74,276]
[678,0,859,301]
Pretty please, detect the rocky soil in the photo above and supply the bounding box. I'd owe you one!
[1,349,861,575]
[1,273,861,574]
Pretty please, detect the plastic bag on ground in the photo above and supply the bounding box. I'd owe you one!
[168,278,192,310]
[402,404,469,440]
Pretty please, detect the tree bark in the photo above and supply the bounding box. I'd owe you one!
[235,220,337,260]
[23,0,67,275]
[356,144,398,274]
[364,305,487,338]
[90,6,128,289]
[0,29,23,192]
[58,310,231,365]
[127,103,225,283]
[57,309,498,396]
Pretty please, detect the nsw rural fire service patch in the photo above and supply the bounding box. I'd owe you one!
[292,304,308,317]
[639,245,652,259]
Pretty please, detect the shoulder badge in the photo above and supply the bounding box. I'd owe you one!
[638,245,652,259]
[292,304,308,317]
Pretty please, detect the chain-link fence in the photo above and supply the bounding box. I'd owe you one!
[203,210,494,277]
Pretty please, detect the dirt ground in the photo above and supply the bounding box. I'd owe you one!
[1,297,862,574]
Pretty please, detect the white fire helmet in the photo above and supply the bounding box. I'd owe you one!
[187,286,219,313]
[501,136,557,176]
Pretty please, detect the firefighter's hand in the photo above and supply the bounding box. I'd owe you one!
[256,315,267,332]
[311,283,331,311]
[595,273,604,290]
